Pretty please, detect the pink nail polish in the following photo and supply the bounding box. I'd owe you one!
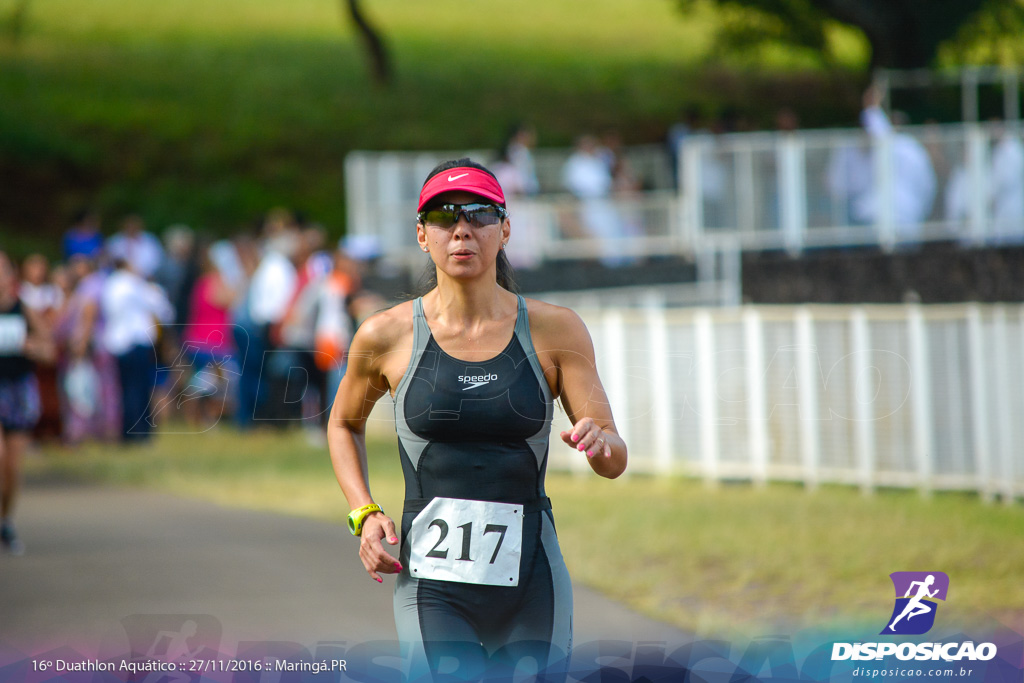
[572,434,579,442]
[375,577,382,583]
[577,444,585,451]
[587,450,593,457]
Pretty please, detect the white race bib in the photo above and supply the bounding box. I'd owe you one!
[408,498,523,587]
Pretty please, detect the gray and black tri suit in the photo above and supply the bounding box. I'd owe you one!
[391,295,572,675]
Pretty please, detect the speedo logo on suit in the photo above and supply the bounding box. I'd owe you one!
[459,373,498,390]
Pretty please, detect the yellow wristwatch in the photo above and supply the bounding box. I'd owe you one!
[347,503,383,536]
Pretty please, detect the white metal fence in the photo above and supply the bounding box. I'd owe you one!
[541,301,1024,503]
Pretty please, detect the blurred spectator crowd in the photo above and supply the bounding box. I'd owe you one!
[6,95,1023,454]
[421,99,1024,275]
[2,208,388,449]
[681,88,1024,244]
[489,123,645,268]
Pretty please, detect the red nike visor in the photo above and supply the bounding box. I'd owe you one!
[418,167,506,211]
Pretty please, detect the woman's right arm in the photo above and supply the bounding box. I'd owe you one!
[326,311,403,583]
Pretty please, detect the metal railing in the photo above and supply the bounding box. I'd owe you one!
[681,122,1024,254]
[346,121,1024,267]
[543,302,1023,502]
[361,299,1023,501]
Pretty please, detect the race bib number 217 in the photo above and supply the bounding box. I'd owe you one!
[408,498,523,587]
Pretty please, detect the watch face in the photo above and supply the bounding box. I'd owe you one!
[348,505,379,535]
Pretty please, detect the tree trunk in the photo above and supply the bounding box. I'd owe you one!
[343,0,392,86]
[3,0,32,43]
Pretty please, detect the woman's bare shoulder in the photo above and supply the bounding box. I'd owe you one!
[523,297,591,351]
[352,300,415,352]
[524,297,586,325]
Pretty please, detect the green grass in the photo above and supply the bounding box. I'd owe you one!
[28,427,1024,637]
[550,477,1024,636]
[0,0,867,254]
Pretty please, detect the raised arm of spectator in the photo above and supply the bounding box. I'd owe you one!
[861,84,892,138]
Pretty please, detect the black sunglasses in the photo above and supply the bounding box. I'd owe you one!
[417,203,508,229]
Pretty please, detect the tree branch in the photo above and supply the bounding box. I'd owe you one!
[343,0,392,86]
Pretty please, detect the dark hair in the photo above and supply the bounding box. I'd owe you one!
[72,208,98,226]
[498,122,525,161]
[415,157,518,295]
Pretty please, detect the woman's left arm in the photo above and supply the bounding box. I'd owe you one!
[544,307,627,479]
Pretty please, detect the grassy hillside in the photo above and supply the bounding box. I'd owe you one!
[0,0,867,252]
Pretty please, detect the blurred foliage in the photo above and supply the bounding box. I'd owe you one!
[0,0,889,254]
[939,0,1024,67]
[678,0,1024,69]
[0,0,31,42]
[694,0,836,67]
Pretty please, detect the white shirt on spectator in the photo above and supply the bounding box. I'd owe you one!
[508,142,540,195]
[827,142,873,224]
[562,150,612,199]
[19,281,64,313]
[860,107,937,232]
[248,249,297,326]
[101,269,174,355]
[944,164,968,224]
[106,232,165,280]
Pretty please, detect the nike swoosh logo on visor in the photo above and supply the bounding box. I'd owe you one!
[447,173,469,182]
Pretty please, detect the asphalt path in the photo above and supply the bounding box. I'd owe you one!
[1,482,692,665]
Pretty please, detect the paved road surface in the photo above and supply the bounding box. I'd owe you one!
[1,483,691,663]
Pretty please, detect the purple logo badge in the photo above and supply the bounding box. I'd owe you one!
[881,572,949,635]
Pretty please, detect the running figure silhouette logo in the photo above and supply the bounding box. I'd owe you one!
[882,572,950,635]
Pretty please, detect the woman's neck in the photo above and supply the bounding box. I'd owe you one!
[426,276,513,330]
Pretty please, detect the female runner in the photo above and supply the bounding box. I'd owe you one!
[327,158,627,679]
[0,251,49,555]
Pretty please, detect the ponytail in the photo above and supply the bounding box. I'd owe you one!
[496,248,519,293]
